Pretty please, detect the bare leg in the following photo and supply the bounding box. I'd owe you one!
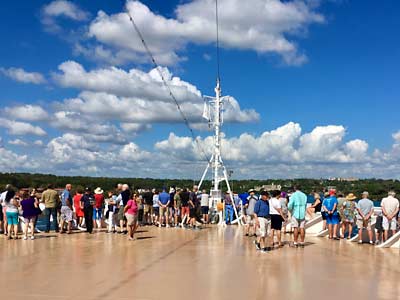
[333,224,338,238]
[293,227,299,244]
[300,228,305,243]
[23,220,29,238]
[368,229,373,242]
[348,223,353,238]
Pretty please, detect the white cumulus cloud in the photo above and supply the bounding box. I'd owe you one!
[4,105,49,121]
[0,118,47,136]
[0,67,46,84]
[87,0,324,66]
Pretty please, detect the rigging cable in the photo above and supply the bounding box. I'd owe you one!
[121,2,210,163]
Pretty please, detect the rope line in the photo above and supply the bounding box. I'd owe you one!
[121,2,210,163]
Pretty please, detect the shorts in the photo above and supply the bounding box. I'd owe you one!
[93,208,103,220]
[24,216,37,223]
[246,214,255,225]
[153,207,159,216]
[6,211,19,225]
[321,212,327,220]
[375,216,383,232]
[144,204,153,214]
[181,206,190,216]
[382,216,397,231]
[118,208,126,221]
[291,217,306,228]
[201,206,209,215]
[175,208,181,216]
[256,217,271,238]
[271,214,284,230]
[326,214,339,225]
[61,206,73,222]
[125,213,138,226]
[0,207,3,221]
[356,218,371,229]
[189,208,196,218]
[160,206,169,216]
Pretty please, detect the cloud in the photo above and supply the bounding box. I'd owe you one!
[87,0,324,66]
[155,122,370,165]
[53,61,259,125]
[0,147,29,171]
[0,67,46,84]
[8,139,28,147]
[0,118,47,136]
[4,105,49,121]
[41,0,89,33]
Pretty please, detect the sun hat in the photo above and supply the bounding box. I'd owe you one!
[345,193,357,201]
[94,187,104,195]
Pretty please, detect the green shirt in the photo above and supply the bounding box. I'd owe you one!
[42,189,60,208]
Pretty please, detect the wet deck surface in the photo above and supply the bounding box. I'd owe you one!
[1,226,399,300]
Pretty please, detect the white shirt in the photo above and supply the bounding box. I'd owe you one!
[0,191,7,207]
[381,196,399,216]
[200,193,209,207]
[269,197,281,215]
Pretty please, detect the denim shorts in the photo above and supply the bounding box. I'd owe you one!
[93,208,103,220]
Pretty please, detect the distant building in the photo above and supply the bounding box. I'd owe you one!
[254,183,282,192]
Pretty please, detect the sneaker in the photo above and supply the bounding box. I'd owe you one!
[369,241,374,245]
[254,240,261,250]
[358,240,362,244]
[375,240,380,245]
[166,224,170,228]
[261,248,270,253]
[31,236,35,240]
[292,242,298,248]
[23,236,28,240]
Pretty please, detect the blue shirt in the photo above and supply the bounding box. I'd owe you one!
[254,199,270,218]
[61,189,72,206]
[159,192,170,205]
[323,196,338,212]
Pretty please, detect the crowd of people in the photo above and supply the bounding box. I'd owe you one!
[1,182,399,250]
[0,183,211,240]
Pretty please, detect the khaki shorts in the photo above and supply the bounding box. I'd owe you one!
[246,214,255,225]
[382,216,397,231]
[160,206,169,217]
[125,213,138,226]
[144,204,153,214]
[256,217,271,238]
[291,217,306,229]
[356,218,371,229]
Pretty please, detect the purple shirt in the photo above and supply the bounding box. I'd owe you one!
[21,197,38,218]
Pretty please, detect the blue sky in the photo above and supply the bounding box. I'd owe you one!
[0,0,400,179]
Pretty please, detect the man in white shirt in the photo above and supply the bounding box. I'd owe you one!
[270,190,287,248]
[381,191,400,242]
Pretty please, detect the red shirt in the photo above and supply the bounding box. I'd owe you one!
[94,194,104,209]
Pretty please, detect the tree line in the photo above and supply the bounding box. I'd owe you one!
[0,172,399,200]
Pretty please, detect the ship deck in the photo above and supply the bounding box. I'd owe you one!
[1,225,399,300]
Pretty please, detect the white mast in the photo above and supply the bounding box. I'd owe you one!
[198,78,241,226]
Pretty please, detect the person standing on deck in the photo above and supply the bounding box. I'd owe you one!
[41,184,60,233]
[80,187,95,234]
[244,190,258,237]
[254,191,271,252]
[288,185,307,248]
[323,190,339,240]
[158,188,170,228]
[60,184,73,234]
[93,187,105,229]
[381,191,399,242]
[355,192,374,245]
